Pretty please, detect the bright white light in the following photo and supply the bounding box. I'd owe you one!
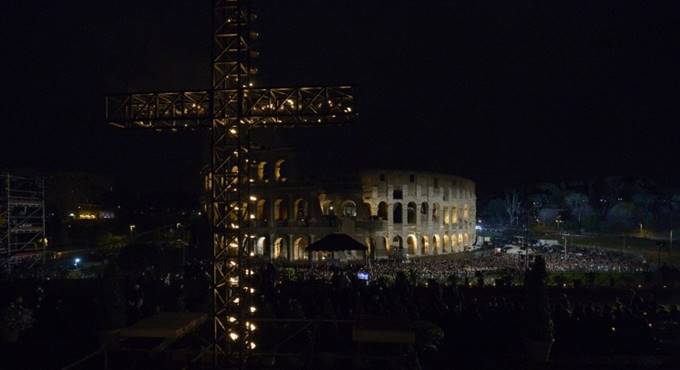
[229,332,239,341]
[475,225,482,231]
[74,258,81,266]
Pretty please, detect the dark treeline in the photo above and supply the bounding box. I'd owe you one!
[480,176,679,233]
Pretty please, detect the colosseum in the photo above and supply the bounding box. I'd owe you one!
[208,145,477,261]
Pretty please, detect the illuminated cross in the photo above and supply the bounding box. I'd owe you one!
[104,0,354,365]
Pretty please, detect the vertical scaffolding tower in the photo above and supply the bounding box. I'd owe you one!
[0,173,46,273]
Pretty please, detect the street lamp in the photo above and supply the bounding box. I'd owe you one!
[555,217,563,232]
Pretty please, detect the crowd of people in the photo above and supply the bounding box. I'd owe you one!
[245,259,680,369]
[543,247,648,273]
[361,246,648,284]
[1,243,678,369]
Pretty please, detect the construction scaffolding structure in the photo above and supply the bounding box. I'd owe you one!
[104,0,355,367]
[0,173,46,273]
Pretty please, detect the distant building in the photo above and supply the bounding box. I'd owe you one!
[204,149,477,261]
[68,204,116,222]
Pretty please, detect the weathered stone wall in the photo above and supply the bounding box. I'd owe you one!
[227,149,477,261]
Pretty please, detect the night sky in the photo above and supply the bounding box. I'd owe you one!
[3,1,680,198]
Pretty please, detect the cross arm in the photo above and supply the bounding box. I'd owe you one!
[105,90,212,130]
[105,86,355,130]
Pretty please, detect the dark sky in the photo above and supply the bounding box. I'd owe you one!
[2,1,680,197]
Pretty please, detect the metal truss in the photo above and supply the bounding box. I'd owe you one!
[0,174,46,273]
[104,0,355,366]
[105,86,354,130]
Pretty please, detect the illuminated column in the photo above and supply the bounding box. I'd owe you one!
[268,195,275,227]
[287,234,293,260]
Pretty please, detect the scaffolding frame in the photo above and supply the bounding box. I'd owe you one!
[0,173,46,273]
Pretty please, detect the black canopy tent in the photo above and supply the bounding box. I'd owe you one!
[306,233,368,262]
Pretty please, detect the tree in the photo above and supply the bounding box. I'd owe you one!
[672,194,680,211]
[505,190,522,226]
[535,183,565,208]
[631,192,657,227]
[481,198,506,225]
[607,202,636,230]
[563,192,592,227]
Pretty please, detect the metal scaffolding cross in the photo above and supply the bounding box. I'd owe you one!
[104,0,355,366]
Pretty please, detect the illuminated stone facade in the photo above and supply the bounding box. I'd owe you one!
[223,149,476,261]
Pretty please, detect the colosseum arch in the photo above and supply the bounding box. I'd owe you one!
[377,202,388,221]
[420,202,429,222]
[391,235,403,252]
[256,236,268,256]
[443,233,450,253]
[432,203,440,223]
[433,234,441,255]
[464,233,469,245]
[274,159,287,182]
[393,203,403,224]
[407,202,417,224]
[451,207,458,224]
[457,233,464,247]
[342,200,357,217]
[256,199,268,222]
[463,204,470,220]
[319,199,334,216]
[274,199,289,221]
[293,236,309,260]
[273,236,289,259]
[443,207,449,224]
[257,161,268,182]
[293,198,308,221]
[421,235,430,255]
[204,171,212,192]
[406,235,417,255]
